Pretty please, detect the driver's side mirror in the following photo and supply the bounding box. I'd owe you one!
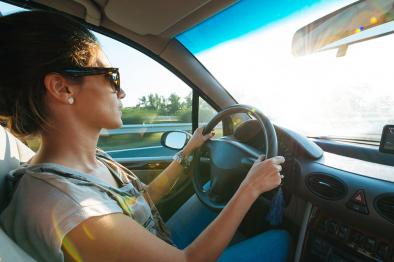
[161,131,191,150]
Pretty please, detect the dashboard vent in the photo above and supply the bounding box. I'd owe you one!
[375,194,394,224]
[306,173,347,200]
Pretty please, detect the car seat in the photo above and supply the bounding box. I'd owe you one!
[0,125,36,261]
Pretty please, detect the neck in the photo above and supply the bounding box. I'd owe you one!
[31,122,101,173]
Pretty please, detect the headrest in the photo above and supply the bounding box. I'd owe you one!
[0,126,34,212]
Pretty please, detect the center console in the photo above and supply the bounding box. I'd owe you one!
[300,207,394,262]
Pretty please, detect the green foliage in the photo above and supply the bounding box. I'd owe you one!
[176,108,192,122]
[121,92,216,124]
[129,92,193,123]
[121,108,158,124]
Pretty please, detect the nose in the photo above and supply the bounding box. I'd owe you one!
[117,88,126,99]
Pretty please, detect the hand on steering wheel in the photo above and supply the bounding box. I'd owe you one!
[192,104,280,211]
[183,127,215,156]
[240,155,285,200]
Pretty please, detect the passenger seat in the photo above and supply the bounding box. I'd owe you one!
[0,125,36,261]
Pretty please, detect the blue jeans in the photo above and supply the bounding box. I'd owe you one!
[166,194,290,261]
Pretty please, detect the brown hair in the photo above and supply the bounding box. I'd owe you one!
[0,10,99,137]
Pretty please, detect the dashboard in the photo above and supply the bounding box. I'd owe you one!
[233,119,394,261]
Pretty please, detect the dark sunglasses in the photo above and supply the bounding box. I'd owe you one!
[57,67,121,93]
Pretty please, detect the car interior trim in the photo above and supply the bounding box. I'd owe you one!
[320,152,394,183]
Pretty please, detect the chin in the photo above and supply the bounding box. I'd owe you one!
[112,119,123,129]
[104,118,123,130]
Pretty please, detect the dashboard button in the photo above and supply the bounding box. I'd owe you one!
[351,190,367,205]
[347,202,369,215]
[377,242,389,260]
[327,220,338,235]
[337,225,349,240]
[364,237,376,252]
[347,190,369,215]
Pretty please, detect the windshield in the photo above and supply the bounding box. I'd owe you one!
[177,0,394,142]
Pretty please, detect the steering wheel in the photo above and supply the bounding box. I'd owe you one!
[192,104,278,211]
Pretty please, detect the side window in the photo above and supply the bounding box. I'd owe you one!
[96,33,193,157]
[198,98,222,137]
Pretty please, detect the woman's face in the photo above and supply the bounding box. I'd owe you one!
[72,48,125,130]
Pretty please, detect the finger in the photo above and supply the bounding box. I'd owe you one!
[201,125,209,135]
[203,131,214,140]
[274,165,282,172]
[196,127,203,135]
[271,156,285,165]
[253,155,266,165]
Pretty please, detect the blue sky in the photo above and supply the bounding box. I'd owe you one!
[177,0,326,53]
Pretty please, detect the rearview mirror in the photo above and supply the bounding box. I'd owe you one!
[161,131,191,150]
[292,0,394,57]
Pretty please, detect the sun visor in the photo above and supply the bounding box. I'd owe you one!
[104,0,213,35]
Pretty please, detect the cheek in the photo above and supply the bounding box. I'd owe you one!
[75,80,121,126]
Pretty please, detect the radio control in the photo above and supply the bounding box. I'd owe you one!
[304,208,393,262]
[337,225,349,240]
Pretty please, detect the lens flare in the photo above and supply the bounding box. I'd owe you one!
[370,16,378,25]
[52,211,84,261]
[355,26,364,33]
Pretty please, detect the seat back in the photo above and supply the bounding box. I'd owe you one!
[0,125,34,211]
[0,125,36,261]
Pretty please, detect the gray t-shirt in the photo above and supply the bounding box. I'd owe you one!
[0,154,168,261]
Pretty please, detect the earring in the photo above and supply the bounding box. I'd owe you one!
[68,97,74,105]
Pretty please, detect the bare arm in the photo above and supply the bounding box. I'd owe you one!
[147,128,213,204]
[146,153,191,205]
[63,156,284,262]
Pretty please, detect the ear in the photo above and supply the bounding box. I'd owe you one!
[43,73,78,104]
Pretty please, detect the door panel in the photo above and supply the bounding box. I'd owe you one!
[115,154,194,220]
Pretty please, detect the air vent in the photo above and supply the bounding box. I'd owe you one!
[375,194,394,224]
[306,173,347,200]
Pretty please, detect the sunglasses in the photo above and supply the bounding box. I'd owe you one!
[57,67,121,93]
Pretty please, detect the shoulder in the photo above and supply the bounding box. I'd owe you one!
[5,165,123,215]
[1,165,123,260]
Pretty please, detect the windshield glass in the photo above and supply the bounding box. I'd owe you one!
[177,0,394,142]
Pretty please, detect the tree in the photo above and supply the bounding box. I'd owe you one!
[146,94,166,112]
[137,96,148,108]
[167,93,182,114]
[183,93,192,110]
[135,93,194,116]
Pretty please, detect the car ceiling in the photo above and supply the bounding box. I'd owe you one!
[30,0,237,49]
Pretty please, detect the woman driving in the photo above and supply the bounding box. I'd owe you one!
[0,10,289,261]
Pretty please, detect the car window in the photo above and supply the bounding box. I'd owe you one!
[0,2,25,15]
[198,98,222,137]
[95,33,194,157]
